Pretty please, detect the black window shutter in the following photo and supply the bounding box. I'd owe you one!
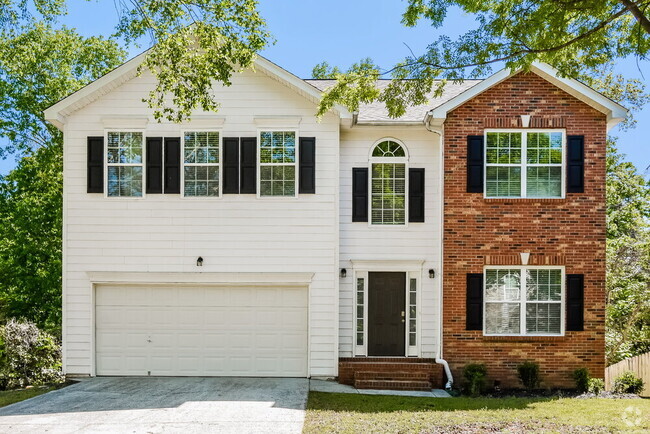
[566,274,585,331]
[223,137,240,194]
[409,168,425,222]
[352,168,368,222]
[164,137,181,194]
[467,135,484,193]
[146,137,163,194]
[87,136,104,193]
[240,137,257,194]
[299,137,316,194]
[466,273,484,330]
[567,135,585,193]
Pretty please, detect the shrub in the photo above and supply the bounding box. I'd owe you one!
[613,371,645,394]
[517,361,541,390]
[587,378,605,394]
[0,319,63,389]
[572,367,590,393]
[463,363,488,397]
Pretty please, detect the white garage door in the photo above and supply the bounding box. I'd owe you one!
[95,285,308,377]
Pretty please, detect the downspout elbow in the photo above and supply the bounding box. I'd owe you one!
[435,358,453,390]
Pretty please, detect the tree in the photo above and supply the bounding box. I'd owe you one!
[605,140,650,364]
[316,1,650,118]
[1,1,270,128]
[0,24,125,334]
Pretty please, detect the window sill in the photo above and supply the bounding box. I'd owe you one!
[483,197,566,204]
[482,335,566,342]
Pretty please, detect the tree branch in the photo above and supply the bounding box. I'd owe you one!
[620,0,650,34]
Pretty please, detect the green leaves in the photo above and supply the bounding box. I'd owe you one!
[116,0,271,122]
[316,0,650,119]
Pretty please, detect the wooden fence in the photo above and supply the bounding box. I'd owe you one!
[605,352,650,397]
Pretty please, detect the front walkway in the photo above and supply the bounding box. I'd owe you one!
[0,377,308,433]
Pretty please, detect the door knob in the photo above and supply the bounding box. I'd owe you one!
[401,311,405,317]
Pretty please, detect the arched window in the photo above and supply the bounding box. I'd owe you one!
[369,139,408,225]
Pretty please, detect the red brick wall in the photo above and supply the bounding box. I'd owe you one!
[442,71,607,389]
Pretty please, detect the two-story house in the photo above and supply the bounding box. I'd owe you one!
[44,52,626,390]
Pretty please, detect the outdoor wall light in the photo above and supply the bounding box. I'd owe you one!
[340,268,347,278]
[429,269,435,279]
[197,257,203,267]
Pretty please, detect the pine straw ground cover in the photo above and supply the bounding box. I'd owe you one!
[304,392,650,433]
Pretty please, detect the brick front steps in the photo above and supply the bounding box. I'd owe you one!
[338,358,445,391]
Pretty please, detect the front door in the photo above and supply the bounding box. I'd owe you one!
[368,272,406,356]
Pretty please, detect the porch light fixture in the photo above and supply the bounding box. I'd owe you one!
[197,257,203,267]
[429,269,435,279]
[340,268,347,278]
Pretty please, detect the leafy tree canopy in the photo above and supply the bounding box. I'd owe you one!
[0,23,125,333]
[315,0,650,118]
[1,1,271,127]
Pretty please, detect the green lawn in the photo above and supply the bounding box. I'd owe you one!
[305,392,650,433]
[0,386,55,408]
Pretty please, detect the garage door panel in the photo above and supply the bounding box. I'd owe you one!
[96,285,308,377]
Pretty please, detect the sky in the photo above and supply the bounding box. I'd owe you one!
[1,0,647,174]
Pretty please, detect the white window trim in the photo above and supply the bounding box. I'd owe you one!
[483,129,566,199]
[256,128,299,199]
[180,129,223,199]
[352,267,422,357]
[483,265,565,337]
[368,137,410,227]
[104,129,146,199]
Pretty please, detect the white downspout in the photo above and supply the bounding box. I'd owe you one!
[425,113,454,390]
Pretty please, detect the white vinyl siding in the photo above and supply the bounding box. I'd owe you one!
[62,68,339,377]
[484,266,564,336]
[485,130,564,198]
[340,128,442,359]
[106,131,143,197]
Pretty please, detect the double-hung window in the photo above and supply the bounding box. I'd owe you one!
[106,131,143,197]
[484,267,564,336]
[370,140,407,225]
[485,130,564,198]
[259,130,297,197]
[183,131,220,197]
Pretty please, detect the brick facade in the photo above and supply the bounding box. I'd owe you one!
[442,72,607,389]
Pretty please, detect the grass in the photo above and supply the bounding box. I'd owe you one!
[304,392,650,433]
[0,386,56,408]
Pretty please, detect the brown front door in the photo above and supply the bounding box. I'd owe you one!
[368,272,406,356]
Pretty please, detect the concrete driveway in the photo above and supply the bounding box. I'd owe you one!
[0,377,308,433]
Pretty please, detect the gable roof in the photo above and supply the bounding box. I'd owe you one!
[44,51,353,129]
[45,53,627,130]
[426,62,628,130]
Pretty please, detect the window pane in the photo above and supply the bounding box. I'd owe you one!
[486,303,520,334]
[371,163,406,225]
[527,166,561,197]
[184,166,219,197]
[486,167,521,197]
[526,303,561,334]
[107,132,142,164]
[372,140,405,157]
[526,269,562,301]
[259,131,296,196]
[107,166,143,197]
[527,132,562,164]
[485,269,521,301]
[486,132,521,164]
